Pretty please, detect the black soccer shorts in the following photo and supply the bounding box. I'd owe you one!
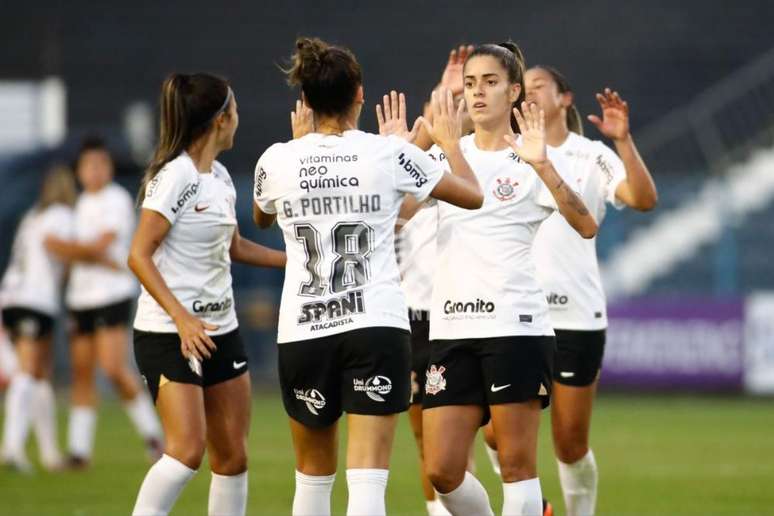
[409,310,431,405]
[278,326,411,428]
[1,306,55,341]
[133,328,248,402]
[69,298,134,335]
[553,329,606,387]
[422,335,556,417]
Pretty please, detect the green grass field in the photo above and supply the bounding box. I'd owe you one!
[2,393,773,515]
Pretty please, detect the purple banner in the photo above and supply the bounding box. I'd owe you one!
[600,297,744,390]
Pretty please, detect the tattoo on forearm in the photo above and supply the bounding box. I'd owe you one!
[559,183,590,216]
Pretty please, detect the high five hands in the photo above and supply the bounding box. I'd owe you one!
[377,88,464,152]
[504,102,547,166]
[587,88,630,141]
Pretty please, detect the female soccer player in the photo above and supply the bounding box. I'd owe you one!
[253,37,483,516]
[419,43,598,516]
[128,73,285,516]
[61,138,162,468]
[527,66,656,516]
[0,166,77,472]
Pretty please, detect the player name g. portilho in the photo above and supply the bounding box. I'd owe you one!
[282,195,381,219]
[298,289,366,330]
[442,298,496,320]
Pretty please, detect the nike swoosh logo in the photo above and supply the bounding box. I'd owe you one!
[560,371,575,378]
[195,203,209,212]
[233,360,247,369]
[490,383,511,393]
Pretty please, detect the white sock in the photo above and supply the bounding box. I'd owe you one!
[208,471,247,516]
[346,468,389,516]
[293,470,336,516]
[502,477,543,516]
[436,471,494,516]
[132,454,197,516]
[33,380,62,466]
[124,392,162,439]
[67,405,96,459]
[558,450,598,516]
[427,498,452,516]
[485,442,501,476]
[2,373,35,460]
[0,335,17,378]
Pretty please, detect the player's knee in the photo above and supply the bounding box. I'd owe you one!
[167,440,206,470]
[210,449,248,475]
[425,462,465,494]
[499,462,536,483]
[554,437,588,464]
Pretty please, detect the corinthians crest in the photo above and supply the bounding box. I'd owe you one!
[492,177,518,201]
[425,364,447,395]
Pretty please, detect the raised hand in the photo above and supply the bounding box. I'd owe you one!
[291,98,314,139]
[418,87,466,152]
[587,88,630,141]
[504,102,547,166]
[376,90,421,142]
[438,45,474,97]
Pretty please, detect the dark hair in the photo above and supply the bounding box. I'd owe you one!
[464,41,527,132]
[138,73,231,202]
[74,136,112,171]
[284,37,362,117]
[531,65,584,135]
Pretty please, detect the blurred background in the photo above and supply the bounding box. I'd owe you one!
[1,1,773,514]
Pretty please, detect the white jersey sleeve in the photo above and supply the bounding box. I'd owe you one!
[253,143,283,214]
[40,204,74,240]
[142,163,200,224]
[593,141,627,209]
[536,149,578,210]
[388,136,444,202]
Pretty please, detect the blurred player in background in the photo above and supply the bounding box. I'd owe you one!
[254,37,482,516]
[62,138,162,468]
[129,73,285,516]
[0,165,77,472]
[419,42,597,516]
[529,67,657,516]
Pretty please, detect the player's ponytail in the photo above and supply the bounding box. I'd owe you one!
[465,41,527,133]
[138,73,231,204]
[283,36,362,117]
[532,65,584,136]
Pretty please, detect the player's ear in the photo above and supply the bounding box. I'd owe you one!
[354,85,365,105]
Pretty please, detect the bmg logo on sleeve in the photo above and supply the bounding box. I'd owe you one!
[397,153,429,188]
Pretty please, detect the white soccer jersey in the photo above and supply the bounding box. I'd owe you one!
[133,153,238,335]
[66,183,138,309]
[430,134,576,340]
[532,132,627,330]
[398,203,437,312]
[254,130,444,344]
[0,204,74,315]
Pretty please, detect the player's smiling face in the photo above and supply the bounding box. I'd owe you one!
[463,55,520,129]
[525,68,570,124]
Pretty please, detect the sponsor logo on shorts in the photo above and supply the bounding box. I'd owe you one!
[298,289,365,330]
[353,375,392,402]
[192,297,232,314]
[442,299,496,321]
[538,383,548,396]
[294,388,326,415]
[171,181,200,214]
[233,360,247,370]
[490,383,511,393]
[559,371,576,378]
[425,365,446,396]
[397,153,429,189]
[492,177,518,201]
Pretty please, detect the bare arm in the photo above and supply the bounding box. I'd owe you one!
[253,203,276,229]
[588,88,657,211]
[229,224,286,268]
[127,209,217,361]
[44,232,115,263]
